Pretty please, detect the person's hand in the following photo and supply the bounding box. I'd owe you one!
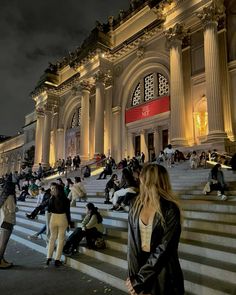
[126,278,138,295]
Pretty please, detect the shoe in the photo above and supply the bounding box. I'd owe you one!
[26,213,34,219]
[54,260,62,267]
[104,200,112,204]
[0,259,13,269]
[46,258,52,266]
[220,194,228,201]
[115,206,124,212]
[217,191,221,197]
[110,206,117,211]
[28,234,39,240]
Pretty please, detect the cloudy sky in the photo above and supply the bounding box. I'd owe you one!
[0,0,130,136]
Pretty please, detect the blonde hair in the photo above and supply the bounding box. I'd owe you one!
[132,164,181,226]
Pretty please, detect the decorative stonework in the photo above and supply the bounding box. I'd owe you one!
[104,71,113,87]
[196,0,225,27]
[80,80,92,92]
[94,70,106,84]
[31,72,81,99]
[165,23,186,46]
[137,44,145,59]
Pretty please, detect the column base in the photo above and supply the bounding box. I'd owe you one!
[171,138,189,148]
[205,131,228,143]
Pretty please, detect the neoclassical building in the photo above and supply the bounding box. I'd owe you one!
[1,0,236,173]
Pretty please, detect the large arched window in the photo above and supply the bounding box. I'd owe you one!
[70,107,81,129]
[131,72,169,107]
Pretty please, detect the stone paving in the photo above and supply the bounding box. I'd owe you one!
[0,240,127,295]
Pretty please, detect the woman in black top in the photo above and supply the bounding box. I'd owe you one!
[47,183,71,267]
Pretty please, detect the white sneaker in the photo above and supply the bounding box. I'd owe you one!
[220,195,227,201]
[217,191,221,196]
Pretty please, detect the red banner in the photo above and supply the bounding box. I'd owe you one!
[125,96,170,124]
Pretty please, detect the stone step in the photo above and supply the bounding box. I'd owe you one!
[11,227,236,294]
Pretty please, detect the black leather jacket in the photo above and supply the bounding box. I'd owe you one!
[127,198,184,295]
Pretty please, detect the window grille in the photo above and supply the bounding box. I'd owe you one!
[71,107,81,128]
[131,83,141,106]
[144,73,154,102]
[158,73,169,96]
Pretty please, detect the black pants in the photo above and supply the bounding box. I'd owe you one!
[210,183,225,195]
[63,227,102,252]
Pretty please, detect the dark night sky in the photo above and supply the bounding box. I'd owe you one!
[0,0,130,136]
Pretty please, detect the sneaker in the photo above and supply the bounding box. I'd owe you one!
[0,259,12,269]
[54,260,62,267]
[115,206,124,212]
[220,194,228,201]
[217,191,221,197]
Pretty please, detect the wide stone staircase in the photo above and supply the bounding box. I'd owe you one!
[13,162,236,295]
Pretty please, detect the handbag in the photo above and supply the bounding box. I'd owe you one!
[203,182,211,193]
[94,237,106,249]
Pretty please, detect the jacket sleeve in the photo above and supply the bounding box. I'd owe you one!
[85,215,98,229]
[132,205,181,294]
[81,214,90,229]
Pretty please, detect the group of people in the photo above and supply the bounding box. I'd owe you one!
[2,147,234,294]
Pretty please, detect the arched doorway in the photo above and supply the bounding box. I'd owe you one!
[65,106,81,158]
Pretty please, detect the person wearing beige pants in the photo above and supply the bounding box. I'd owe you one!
[47,213,68,262]
[46,183,71,267]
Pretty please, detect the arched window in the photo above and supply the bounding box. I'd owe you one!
[157,73,169,96]
[70,107,81,129]
[131,83,141,106]
[144,73,154,102]
[131,72,169,107]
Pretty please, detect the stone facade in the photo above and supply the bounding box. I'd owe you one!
[1,0,236,173]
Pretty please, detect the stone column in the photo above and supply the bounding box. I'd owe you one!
[165,24,188,147]
[197,1,227,141]
[112,106,121,162]
[50,112,58,168]
[154,127,161,156]
[218,24,234,140]
[94,71,105,155]
[140,130,148,161]
[104,73,113,156]
[80,80,91,161]
[41,106,53,168]
[33,108,44,169]
[127,132,134,158]
[56,128,65,160]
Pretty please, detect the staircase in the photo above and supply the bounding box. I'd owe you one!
[13,162,236,295]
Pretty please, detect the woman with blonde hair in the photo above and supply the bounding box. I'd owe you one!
[126,164,184,295]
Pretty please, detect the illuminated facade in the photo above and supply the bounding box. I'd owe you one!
[1,0,236,173]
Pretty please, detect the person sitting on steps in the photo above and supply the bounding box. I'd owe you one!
[104,174,120,204]
[205,163,227,201]
[63,203,104,255]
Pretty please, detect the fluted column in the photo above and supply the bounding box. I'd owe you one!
[94,71,105,155]
[197,1,227,141]
[112,106,121,162]
[154,127,161,156]
[50,112,58,167]
[104,73,113,156]
[41,106,53,167]
[140,130,148,162]
[127,132,134,158]
[218,26,234,140]
[56,128,64,160]
[33,108,44,169]
[80,81,91,160]
[165,24,188,147]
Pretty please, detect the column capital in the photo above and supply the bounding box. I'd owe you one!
[165,23,186,47]
[104,71,113,88]
[196,0,225,28]
[80,80,92,92]
[94,70,106,84]
[36,107,44,117]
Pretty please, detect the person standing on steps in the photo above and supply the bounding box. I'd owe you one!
[0,174,17,269]
[126,164,184,295]
[46,183,71,267]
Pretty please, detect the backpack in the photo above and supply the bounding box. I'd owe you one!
[94,237,106,249]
